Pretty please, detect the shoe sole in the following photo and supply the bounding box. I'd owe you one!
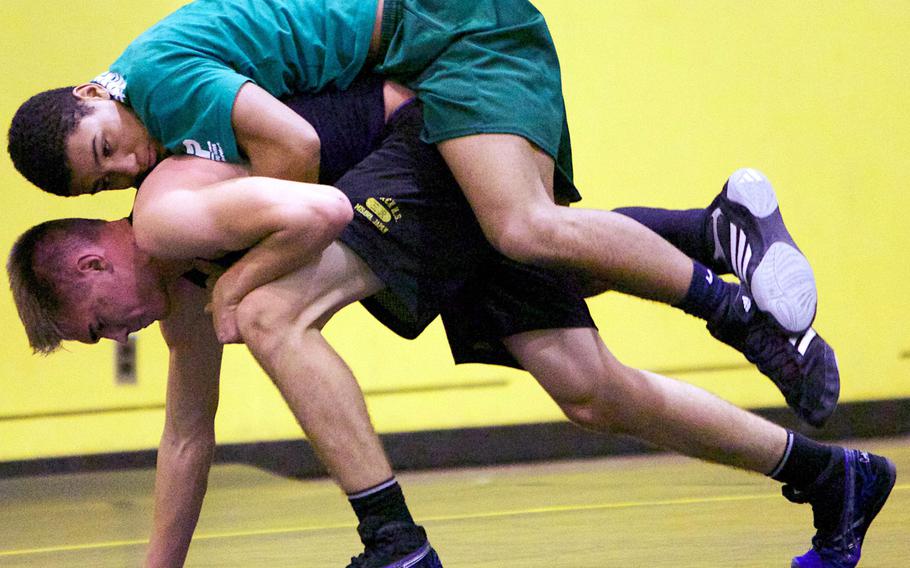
[724,168,817,333]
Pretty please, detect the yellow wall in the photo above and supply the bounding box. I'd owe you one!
[1,1,908,461]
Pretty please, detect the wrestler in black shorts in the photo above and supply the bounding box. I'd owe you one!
[331,96,594,368]
[276,75,596,368]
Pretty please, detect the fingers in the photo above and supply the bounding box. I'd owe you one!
[212,305,242,344]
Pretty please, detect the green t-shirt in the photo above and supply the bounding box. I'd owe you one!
[91,0,377,163]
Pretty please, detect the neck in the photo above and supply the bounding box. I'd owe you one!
[111,218,192,283]
[148,255,195,288]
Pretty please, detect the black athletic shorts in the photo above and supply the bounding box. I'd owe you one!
[335,101,595,370]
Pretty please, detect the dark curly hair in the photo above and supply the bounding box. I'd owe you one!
[7,218,105,353]
[7,87,95,196]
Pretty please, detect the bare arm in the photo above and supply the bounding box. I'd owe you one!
[146,279,223,567]
[232,82,321,182]
[133,156,353,342]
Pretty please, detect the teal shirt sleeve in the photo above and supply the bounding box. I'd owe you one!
[119,59,249,163]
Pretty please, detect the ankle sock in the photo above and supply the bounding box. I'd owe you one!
[674,261,735,321]
[348,478,414,526]
[769,431,837,488]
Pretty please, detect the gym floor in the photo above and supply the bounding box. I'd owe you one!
[1,436,907,567]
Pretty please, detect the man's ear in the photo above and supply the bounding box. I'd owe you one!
[76,253,112,274]
[72,83,112,101]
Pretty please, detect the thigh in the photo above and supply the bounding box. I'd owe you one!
[236,242,383,332]
[380,0,567,164]
[378,0,581,205]
[437,133,557,234]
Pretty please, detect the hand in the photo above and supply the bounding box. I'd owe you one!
[208,277,243,344]
[193,259,242,344]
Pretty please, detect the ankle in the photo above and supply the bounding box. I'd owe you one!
[675,261,735,321]
[771,432,838,489]
[348,478,415,527]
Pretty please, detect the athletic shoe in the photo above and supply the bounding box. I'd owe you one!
[785,449,896,567]
[707,168,817,333]
[348,519,443,568]
[708,285,839,427]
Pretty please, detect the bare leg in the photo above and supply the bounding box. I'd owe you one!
[503,328,786,473]
[505,328,897,566]
[235,242,391,492]
[438,134,694,304]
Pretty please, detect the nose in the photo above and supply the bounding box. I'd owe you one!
[110,152,141,179]
[102,153,141,190]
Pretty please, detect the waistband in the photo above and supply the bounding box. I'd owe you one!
[377,0,403,61]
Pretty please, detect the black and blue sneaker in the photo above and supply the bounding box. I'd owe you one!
[348,518,443,568]
[786,449,896,567]
[708,285,839,427]
[707,168,817,334]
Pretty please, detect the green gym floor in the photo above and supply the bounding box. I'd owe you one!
[1,437,907,567]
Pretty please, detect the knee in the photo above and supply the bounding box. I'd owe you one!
[235,287,306,354]
[480,203,562,265]
[560,399,627,436]
[552,365,642,436]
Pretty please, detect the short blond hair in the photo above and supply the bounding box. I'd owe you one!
[7,218,105,353]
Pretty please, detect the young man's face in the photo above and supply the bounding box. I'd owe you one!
[55,249,170,345]
[65,98,166,196]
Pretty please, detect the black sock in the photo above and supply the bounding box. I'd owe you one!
[674,261,734,321]
[348,478,414,526]
[769,431,837,488]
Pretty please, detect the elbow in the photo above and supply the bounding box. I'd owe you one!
[288,185,353,243]
[322,190,354,242]
[325,186,354,231]
[284,135,322,182]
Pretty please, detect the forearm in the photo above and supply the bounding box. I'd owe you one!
[150,295,223,568]
[146,432,215,568]
[211,177,353,309]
